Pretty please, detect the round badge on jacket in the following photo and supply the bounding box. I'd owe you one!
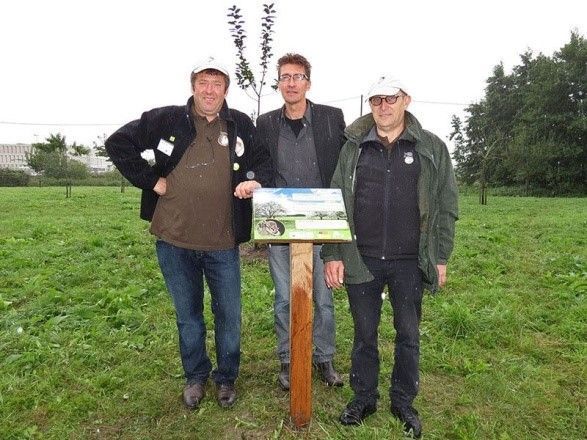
[218,131,229,147]
[235,136,245,157]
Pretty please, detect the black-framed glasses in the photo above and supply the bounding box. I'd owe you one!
[369,94,403,106]
[278,73,308,83]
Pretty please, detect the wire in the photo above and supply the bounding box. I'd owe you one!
[0,121,121,126]
[413,100,470,106]
[0,96,471,127]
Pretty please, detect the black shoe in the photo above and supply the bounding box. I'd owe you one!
[183,382,205,409]
[391,405,422,438]
[339,400,376,425]
[314,361,343,387]
[278,363,290,391]
[216,383,236,408]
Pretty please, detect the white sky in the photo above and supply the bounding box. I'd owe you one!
[0,0,584,150]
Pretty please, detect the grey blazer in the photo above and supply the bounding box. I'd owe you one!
[255,100,346,188]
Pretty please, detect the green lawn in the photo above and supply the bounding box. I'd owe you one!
[0,187,585,439]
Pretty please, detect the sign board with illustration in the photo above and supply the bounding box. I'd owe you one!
[252,188,352,243]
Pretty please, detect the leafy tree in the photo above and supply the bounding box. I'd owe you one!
[255,201,285,218]
[27,133,89,197]
[313,211,330,220]
[452,31,586,197]
[227,3,277,120]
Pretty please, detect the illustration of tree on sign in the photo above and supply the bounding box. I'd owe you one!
[313,211,330,220]
[255,201,285,219]
[227,3,277,120]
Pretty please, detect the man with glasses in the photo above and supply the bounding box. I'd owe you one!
[105,57,271,410]
[321,75,458,438]
[235,53,345,391]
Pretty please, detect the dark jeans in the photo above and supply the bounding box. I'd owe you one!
[156,240,241,385]
[346,257,423,407]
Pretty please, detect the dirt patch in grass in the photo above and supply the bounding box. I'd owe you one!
[240,243,268,262]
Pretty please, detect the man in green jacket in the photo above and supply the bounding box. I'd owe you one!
[322,75,458,438]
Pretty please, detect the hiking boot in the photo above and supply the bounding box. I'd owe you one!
[183,382,205,409]
[391,405,422,438]
[278,363,289,391]
[339,399,376,425]
[216,383,236,408]
[314,361,343,387]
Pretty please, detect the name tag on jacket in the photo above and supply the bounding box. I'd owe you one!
[157,139,174,156]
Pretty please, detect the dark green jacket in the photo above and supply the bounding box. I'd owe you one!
[321,112,458,292]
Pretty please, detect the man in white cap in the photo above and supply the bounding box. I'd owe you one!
[106,57,271,410]
[321,76,458,438]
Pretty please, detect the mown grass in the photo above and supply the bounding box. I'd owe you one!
[1,187,585,439]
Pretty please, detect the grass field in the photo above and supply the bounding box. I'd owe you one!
[0,187,585,439]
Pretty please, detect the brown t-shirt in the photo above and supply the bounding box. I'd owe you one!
[150,113,235,250]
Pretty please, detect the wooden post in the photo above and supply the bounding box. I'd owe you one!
[289,242,313,428]
[251,187,351,428]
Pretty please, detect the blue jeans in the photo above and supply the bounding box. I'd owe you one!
[268,244,336,363]
[156,240,241,385]
[346,257,423,407]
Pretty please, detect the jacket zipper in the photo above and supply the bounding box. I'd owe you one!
[381,146,392,259]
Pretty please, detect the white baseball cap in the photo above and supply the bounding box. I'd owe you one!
[192,56,230,78]
[366,75,407,100]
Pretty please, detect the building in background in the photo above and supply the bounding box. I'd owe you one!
[81,149,114,173]
[0,143,32,172]
[0,143,113,173]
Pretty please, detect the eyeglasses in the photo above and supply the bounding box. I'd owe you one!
[369,94,403,106]
[278,73,309,83]
[186,136,216,168]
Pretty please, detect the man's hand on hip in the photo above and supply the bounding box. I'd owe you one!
[153,177,167,196]
[437,264,447,288]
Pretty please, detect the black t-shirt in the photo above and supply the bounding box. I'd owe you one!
[284,115,304,138]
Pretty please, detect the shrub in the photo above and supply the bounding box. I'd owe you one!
[0,168,30,186]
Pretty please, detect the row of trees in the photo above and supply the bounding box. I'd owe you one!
[450,31,586,197]
[18,133,127,195]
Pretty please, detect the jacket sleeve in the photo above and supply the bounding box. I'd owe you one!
[248,117,274,187]
[435,141,459,264]
[320,140,348,263]
[105,109,163,190]
[336,108,346,140]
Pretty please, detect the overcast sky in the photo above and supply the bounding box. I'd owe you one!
[1,0,584,150]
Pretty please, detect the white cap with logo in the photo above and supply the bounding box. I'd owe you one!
[192,56,230,78]
[366,75,407,100]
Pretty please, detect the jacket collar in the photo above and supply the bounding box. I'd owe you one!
[278,99,313,123]
[345,111,434,159]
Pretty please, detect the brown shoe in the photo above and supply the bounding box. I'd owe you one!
[278,363,290,391]
[216,383,236,408]
[183,382,205,409]
[314,361,344,387]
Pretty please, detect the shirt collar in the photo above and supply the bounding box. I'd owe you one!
[279,100,312,124]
